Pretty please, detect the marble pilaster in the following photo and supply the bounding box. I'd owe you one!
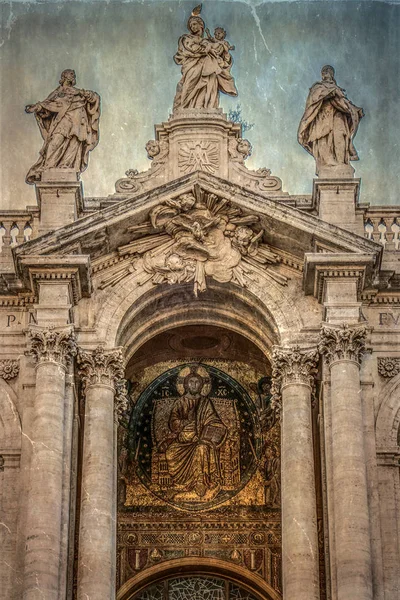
[272,346,320,600]
[23,326,77,600]
[319,324,373,600]
[76,347,127,600]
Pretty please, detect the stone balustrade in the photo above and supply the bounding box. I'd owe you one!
[364,207,400,250]
[0,210,39,272]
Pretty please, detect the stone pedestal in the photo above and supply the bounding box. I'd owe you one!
[76,347,126,600]
[36,169,83,235]
[22,327,76,600]
[319,324,373,600]
[313,178,364,236]
[272,346,320,600]
[155,109,241,181]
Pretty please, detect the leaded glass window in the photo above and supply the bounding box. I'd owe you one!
[133,577,258,600]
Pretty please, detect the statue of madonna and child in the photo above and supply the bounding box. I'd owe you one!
[173,5,238,111]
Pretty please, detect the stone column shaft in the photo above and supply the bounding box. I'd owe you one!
[273,346,320,600]
[23,327,76,600]
[320,324,373,600]
[77,347,126,600]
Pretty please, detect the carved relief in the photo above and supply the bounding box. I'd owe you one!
[319,324,367,365]
[271,346,319,407]
[28,326,77,366]
[77,347,128,421]
[228,138,252,163]
[377,357,400,378]
[178,142,219,175]
[0,359,19,380]
[115,140,169,194]
[100,185,287,296]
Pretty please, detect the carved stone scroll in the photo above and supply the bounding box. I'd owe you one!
[28,326,77,366]
[319,323,367,365]
[77,346,128,421]
[0,359,19,380]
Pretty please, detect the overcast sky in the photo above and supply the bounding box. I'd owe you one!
[1,0,399,209]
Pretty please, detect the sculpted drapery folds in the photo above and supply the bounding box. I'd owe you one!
[25,69,100,183]
[319,323,367,366]
[28,326,77,366]
[173,6,238,110]
[77,347,128,421]
[298,65,364,174]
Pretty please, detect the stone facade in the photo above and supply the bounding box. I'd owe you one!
[0,7,399,600]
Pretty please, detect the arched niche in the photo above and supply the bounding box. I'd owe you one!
[117,557,282,600]
[375,372,400,451]
[91,271,303,353]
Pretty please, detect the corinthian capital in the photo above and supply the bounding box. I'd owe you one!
[272,346,319,400]
[28,326,77,366]
[319,323,367,365]
[77,347,128,421]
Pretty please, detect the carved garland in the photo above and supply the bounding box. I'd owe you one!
[77,347,128,422]
[271,346,319,408]
[319,324,367,365]
[28,326,77,366]
[0,359,19,380]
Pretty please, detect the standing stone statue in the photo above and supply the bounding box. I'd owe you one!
[173,5,238,111]
[25,69,100,183]
[297,65,364,176]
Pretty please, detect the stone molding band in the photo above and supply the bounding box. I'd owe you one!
[77,346,128,421]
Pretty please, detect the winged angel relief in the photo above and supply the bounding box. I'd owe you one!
[100,186,287,296]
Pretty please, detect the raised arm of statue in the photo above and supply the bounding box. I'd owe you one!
[25,69,101,184]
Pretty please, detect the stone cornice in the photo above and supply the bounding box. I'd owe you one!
[77,346,128,421]
[319,323,367,366]
[15,255,91,305]
[304,252,378,303]
[28,326,77,366]
[272,346,319,405]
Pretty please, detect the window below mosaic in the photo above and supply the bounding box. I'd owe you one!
[133,576,259,600]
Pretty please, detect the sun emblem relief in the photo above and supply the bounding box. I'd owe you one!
[178,141,219,175]
[98,185,287,296]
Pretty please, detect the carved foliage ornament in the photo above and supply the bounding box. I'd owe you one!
[28,326,77,366]
[271,346,319,407]
[319,324,367,365]
[100,185,287,296]
[377,357,400,378]
[77,347,128,421]
[0,359,19,380]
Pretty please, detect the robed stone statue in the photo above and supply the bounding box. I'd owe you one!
[173,5,238,111]
[298,65,364,176]
[25,69,100,183]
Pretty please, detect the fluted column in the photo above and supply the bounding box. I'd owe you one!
[272,346,320,600]
[319,324,373,600]
[23,327,77,600]
[76,347,127,600]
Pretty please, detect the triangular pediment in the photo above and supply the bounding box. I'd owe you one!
[14,171,382,298]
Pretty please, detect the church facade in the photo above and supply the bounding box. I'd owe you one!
[0,7,399,600]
